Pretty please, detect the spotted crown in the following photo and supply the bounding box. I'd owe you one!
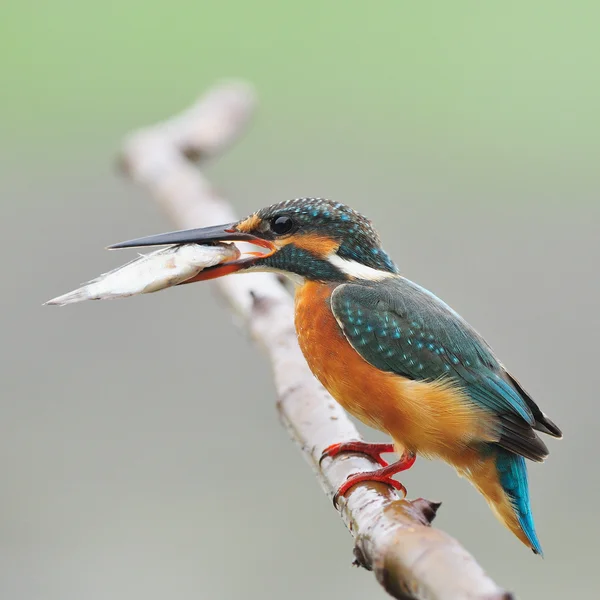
[256,198,398,273]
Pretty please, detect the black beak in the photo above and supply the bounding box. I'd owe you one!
[107,222,277,284]
[108,223,270,250]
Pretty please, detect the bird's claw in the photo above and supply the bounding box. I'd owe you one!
[327,450,416,508]
[319,441,395,467]
[332,472,408,508]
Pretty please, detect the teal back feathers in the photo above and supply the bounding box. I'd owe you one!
[331,277,561,463]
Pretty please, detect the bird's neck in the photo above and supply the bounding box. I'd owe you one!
[257,244,398,284]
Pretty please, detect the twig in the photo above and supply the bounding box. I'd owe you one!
[118,80,513,600]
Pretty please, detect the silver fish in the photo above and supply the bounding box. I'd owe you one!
[45,243,240,306]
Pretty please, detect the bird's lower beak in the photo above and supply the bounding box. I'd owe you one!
[107,223,276,281]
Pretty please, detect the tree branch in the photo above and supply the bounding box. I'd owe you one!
[118,80,513,600]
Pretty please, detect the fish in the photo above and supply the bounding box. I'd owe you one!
[45,242,240,306]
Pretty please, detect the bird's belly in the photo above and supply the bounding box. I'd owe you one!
[295,282,396,431]
[294,281,493,458]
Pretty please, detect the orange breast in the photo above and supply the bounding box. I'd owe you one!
[294,281,497,461]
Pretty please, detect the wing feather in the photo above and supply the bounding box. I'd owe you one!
[330,278,556,462]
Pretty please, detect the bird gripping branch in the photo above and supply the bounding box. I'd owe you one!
[110,196,562,555]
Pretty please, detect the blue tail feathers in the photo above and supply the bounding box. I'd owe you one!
[495,449,543,555]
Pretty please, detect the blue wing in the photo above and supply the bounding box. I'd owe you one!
[330,277,561,461]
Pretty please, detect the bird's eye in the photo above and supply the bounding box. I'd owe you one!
[270,215,295,236]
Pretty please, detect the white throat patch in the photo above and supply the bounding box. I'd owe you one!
[327,253,395,281]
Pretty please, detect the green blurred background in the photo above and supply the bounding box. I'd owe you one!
[1,2,598,598]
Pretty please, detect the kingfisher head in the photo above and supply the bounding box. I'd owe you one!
[109,198,398,283]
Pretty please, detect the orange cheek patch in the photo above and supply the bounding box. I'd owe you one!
[235,214,262,233]
[281,234,339,257]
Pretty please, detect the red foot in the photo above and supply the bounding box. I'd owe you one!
[320,441,396,467]
[332,452,417,507]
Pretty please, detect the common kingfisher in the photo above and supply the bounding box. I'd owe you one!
[110,198,562,554]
